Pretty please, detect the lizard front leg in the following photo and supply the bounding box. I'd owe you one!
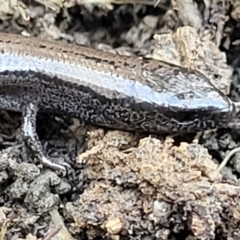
[21,102,69,175]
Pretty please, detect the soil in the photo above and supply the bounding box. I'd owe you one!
[1,0,240,239]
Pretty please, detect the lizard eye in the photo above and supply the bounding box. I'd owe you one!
[175,92,195,100]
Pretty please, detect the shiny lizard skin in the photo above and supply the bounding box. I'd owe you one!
[0,32,236,174]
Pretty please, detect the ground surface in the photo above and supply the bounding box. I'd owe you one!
[1,0,240,239]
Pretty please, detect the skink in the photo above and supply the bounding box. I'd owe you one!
[0,32,237,174]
